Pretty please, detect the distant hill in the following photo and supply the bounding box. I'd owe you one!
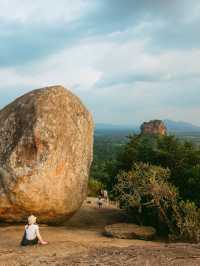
[164,119,200,133]
[95,120,200,134]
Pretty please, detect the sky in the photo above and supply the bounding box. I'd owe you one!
[0,0,200,126]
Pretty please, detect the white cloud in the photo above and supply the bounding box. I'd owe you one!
[1,33,200,95]
[92,35,200,86]
[0,39,103,92]
[0,0,93,24]
[0,15,200,125]
[1,31,200,86]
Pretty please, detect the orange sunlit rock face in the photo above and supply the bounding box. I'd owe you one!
[140,120,167,136]
[0,86,93,224]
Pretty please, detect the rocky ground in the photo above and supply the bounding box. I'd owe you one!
[0,198,200,266]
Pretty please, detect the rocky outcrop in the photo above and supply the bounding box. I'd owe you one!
[0,85,93,224]
[104,223,156,240]
[140,120,167,136]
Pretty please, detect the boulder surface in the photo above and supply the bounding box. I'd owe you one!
[104,223,156,240]
[0,86,93,224]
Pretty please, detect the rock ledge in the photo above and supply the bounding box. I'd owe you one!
[104,223,156,240]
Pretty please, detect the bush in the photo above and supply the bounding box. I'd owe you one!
[88,178,103,197]
[114,162,200,242]
[174,200,200,242]
[115,134,200,203]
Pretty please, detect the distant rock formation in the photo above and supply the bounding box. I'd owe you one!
[140,120,167,136]
[0,86,93,224]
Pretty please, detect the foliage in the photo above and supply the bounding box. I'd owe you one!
[114,163,200,242]
[90,134,125,188]
[180,165,200,203]
[115,134,200,203]
[175,200,200,242]
[90,130,200,241]
[88,178,103,197]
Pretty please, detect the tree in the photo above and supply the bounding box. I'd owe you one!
[115,134,200,203]
[114,163,200,242]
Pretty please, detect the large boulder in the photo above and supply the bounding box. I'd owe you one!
[0,86,93,224]
[104,223,156,240]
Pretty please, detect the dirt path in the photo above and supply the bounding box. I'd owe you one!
[0,198,200,265]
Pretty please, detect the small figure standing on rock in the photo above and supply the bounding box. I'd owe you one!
[103,189,109,204]
[100,189,104,198]
[97,195,103,208]
[20,215,48,246]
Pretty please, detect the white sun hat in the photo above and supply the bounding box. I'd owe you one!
[28,215,37,225]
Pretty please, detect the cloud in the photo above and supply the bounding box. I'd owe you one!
[0,0,92,24]
[0,0,200,125]
[0,0,95,66]
[0,0,199,67]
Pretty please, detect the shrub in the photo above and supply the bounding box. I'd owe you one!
[114,162,200,242]
[174,200,200,242]
[115,134,200,203]
[88,178,103,197]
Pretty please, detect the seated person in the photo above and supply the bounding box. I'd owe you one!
[20,215,48,246]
